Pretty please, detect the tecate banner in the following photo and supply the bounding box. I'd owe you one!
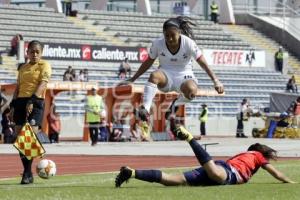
[25,42,148,63]
[202,49,266,67]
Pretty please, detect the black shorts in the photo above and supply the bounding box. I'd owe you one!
[13,97,45,126]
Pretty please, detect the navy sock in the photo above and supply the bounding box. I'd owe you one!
[189,139,212,166]
[135,170,162,183]
[20,153,33,175]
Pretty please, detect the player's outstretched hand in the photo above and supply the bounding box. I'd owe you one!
[117,79,133,87]
[214,79,224,94]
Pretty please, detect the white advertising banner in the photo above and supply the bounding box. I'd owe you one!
[202,49,266,67]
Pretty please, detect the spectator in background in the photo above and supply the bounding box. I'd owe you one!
[85,87,104,146]
[71,69,77,81]
[1,108,15,143]
[64,0,72,16]
[210,1,219,23]
[236,98,252,138]
[286,75,297,93]
[78,69,88,82]
[83,68,89,81]
[199,104,208,136]
[9,34,23,57]
[36,126,50,144]
[287,97,300,114]
[119,58,132,79]
[78,69,85,82]
[275,46,284,73]
[47,103,61,143]
[131,120,142,141]
[63,66,74,81]
[110,119,123,142]
[287,97,300,128]
[99,110,109,142]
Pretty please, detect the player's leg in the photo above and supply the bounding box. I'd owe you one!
[137,70,168,121]
[115,166,187,187]
[160,173,187,186]
[173,125,228,184]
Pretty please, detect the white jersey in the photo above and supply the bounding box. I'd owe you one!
[148,34,202,72]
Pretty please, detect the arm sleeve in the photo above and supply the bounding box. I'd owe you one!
[191,40,202,60]
[39,62,52,82]
[148,40,158,60]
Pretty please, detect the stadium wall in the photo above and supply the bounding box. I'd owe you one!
[185,116,265,137]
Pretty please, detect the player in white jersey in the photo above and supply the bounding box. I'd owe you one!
[120,16,224,123]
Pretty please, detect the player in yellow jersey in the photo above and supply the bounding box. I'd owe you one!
[10,40,52,184]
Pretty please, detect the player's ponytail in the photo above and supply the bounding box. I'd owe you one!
[163,16,196,40]
[248,143,277,160]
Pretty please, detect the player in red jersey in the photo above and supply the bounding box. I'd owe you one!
[116,124,295,187]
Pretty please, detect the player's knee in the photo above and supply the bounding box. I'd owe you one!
[149,71,163,84]
[182,88,197,100]
[181,82,197,100]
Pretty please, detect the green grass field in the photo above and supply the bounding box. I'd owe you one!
[0,160,299,200]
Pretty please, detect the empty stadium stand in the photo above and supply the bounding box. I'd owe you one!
[0,4,289,121]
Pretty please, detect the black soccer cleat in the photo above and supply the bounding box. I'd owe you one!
[165,98,179,119]
[20,173,34,185]
[134,105,150,122]
[115,166,133,188]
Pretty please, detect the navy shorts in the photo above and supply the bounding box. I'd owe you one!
[13,97,45,126]
[184,160,237,186]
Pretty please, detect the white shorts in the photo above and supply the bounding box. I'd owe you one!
[158,69,198,93]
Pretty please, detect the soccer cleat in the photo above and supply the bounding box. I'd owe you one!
[20,173,33,184]
[173,126,194,142]
[115,166,133,188]
[134,105,150,122]
[165,98,179,119]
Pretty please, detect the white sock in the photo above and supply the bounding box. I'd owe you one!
[174,94,192,106]
[143,82,158,112]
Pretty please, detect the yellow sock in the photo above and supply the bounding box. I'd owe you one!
[187,134,193,142]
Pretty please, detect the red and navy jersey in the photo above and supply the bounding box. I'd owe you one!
[226,151,269,183]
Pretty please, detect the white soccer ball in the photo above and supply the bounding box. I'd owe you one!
[36,159,56,179]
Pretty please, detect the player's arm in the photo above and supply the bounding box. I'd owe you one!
[35,63,52,97]
[128,57,155,83]
[263,163,296,183]
[196,56,224,94]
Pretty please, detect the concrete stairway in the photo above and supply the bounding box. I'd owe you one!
[67,16,125,46]
[222,24,300,83]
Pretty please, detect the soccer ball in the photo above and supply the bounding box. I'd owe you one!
[36,159,56,179]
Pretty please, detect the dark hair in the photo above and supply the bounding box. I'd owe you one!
[28,40,43,50]
[248,143,277,160]
[163,16,196,40]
